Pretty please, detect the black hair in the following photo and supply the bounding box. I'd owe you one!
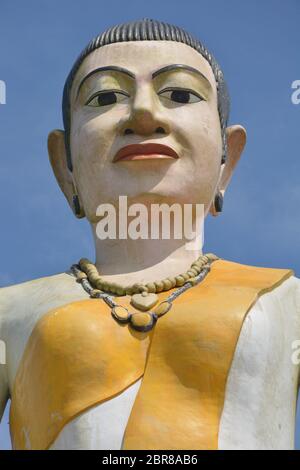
[62,18,230,171]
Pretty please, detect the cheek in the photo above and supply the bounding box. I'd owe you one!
[171,105,222,193]
[170,103,222,157]
[70,110,120,169]
[190,105,221,148]
[71,105,128,167]
[69,113,119,215]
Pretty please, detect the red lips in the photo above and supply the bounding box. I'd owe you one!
[113,143,179,162]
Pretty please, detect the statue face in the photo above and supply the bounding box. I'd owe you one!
[68,40,223,221]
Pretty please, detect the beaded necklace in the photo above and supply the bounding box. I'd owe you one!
[71,253,218,332]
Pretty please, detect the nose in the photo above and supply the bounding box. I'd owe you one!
[120,83,170,137]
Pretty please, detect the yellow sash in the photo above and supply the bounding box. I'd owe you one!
[9,259,293,450]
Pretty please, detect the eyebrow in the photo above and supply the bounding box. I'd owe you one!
[151,64,211,86]
[76,66,135,98]
[76,63,211,98]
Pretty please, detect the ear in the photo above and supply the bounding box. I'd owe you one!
[48,129,76,213]
[210,124,247,216]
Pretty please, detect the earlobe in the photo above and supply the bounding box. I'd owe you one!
[209,124,247,217]
[221,124,246,190]
[226,125,247,169]
[48,130,86,218]
[48,129,72,199]
[48,130,78,213]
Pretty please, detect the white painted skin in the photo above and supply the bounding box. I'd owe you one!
[48,40,247,285]
[0,39,297,450]
[0,272,299,450]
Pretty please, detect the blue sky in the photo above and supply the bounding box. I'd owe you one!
[0,0,299,450]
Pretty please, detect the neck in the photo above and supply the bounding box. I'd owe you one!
[90,225,204,286]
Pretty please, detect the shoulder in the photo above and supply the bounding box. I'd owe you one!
[215,257,300,315]
[275,274,300,310]
[0,271,81,333]
[0,271,88,387]
[211,257,294,289]
[258,273,300,307]
[214,257,293,277]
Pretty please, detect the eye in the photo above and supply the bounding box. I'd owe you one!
[158,88,204,104]
[85,90,129,107]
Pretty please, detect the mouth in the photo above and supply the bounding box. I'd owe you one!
[113,143,179,162]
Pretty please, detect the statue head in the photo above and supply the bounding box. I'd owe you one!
[48,18,246,225]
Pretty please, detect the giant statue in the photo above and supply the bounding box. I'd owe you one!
[0,18,300,450]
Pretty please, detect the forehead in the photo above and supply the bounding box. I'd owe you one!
[70,41,217,103]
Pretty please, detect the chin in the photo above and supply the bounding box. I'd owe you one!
[126,190,199,207]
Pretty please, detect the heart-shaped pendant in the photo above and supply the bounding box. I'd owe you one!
[130,292,159,311]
